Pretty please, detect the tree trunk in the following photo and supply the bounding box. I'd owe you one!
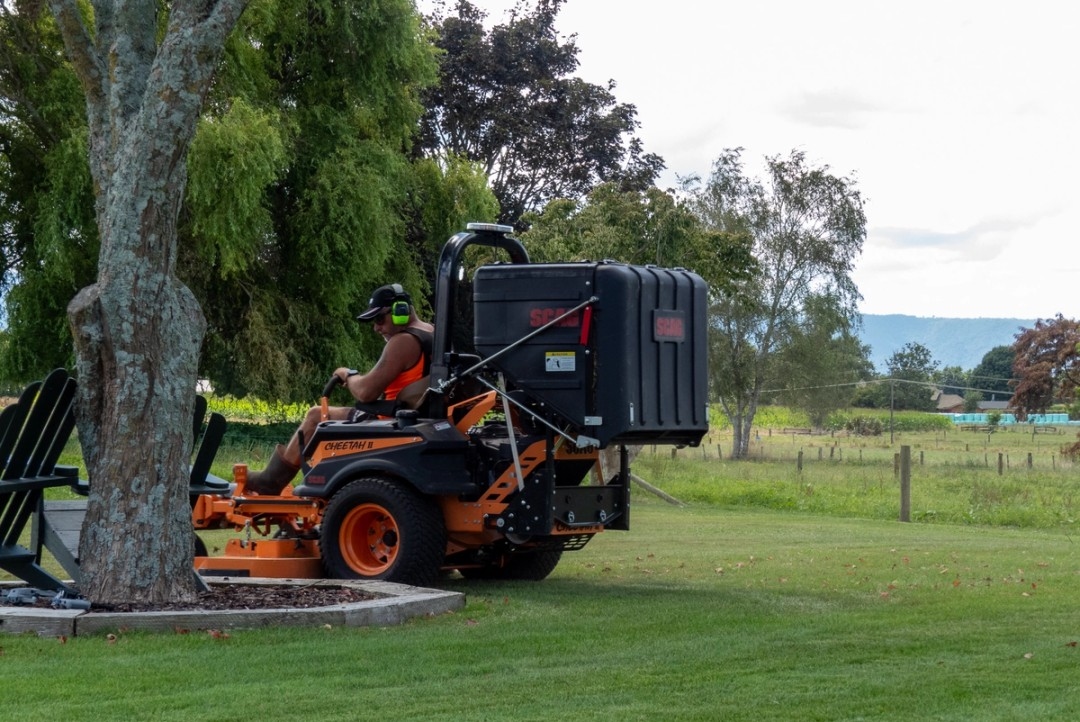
[51,0,247,604]
[68,117,208,603]
[725,400,750,460]
[591,445,642,485]
[70,287,205,603]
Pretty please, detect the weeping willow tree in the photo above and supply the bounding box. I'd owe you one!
[1,0,497,399]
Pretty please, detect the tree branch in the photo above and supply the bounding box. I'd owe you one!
[47,0,106,114]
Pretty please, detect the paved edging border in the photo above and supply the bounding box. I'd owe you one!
[0,578,465,637]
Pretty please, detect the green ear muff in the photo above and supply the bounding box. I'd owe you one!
[391,299,410,325]
[388,283,410,325]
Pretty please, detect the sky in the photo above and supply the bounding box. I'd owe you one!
[419,0,1079,320]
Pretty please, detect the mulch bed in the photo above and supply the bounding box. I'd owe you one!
[3,583,375,613]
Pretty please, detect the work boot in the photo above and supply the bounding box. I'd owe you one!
[245,444,300,495]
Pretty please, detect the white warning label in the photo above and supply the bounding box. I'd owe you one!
[545,351,576,372]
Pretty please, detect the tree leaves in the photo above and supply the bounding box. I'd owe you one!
[1010,314,1080,417]
[690,148,868,457]
[187,100,286,277]
[418,0,661,227]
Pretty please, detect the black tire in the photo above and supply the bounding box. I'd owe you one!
[320,477,445,586]
[193,532,208,557]
[459,549,563,581]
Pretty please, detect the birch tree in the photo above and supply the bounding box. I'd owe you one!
[693,149,866,459]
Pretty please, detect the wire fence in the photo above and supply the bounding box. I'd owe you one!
[650,425,1080,475]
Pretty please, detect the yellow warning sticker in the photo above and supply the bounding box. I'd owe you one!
[545,351,576,372]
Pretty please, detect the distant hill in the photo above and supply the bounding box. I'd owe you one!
[859,315,1034,372]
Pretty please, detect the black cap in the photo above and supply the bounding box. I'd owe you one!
[357,284,410,321]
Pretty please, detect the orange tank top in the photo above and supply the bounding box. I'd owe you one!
[383,356,425,400]
[382,327,432,400]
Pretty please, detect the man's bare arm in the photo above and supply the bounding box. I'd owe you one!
[335,333,421,402]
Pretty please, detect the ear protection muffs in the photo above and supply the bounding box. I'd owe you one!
[390,283,411,326]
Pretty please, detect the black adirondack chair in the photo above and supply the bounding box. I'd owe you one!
[3,369,230,592]
[0,368,80,594]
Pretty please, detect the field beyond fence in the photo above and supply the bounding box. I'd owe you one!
[638,420,1080,530]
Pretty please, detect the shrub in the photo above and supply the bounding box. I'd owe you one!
[844,416,883,436]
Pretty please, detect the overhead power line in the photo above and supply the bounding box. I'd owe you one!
[762,377,1015,397]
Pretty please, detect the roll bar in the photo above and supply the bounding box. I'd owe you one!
[428,223,529,416]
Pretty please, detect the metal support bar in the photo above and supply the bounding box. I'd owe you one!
[435,296,598,393]
[473,375,599,449]
[497,374,526,492]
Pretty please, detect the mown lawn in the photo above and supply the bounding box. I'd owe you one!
[4,499,1080,721]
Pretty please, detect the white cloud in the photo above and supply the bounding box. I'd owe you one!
[779,90,882,129]
[422,0,1080,319]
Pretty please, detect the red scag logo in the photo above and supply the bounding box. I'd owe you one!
[653,311,685,342]
[529,307,580,328]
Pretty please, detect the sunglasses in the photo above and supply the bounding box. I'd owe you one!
[369,311,388,324]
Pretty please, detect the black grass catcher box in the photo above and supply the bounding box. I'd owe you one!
[473,261,709,448]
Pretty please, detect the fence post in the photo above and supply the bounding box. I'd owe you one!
[998,453,1004,475]
[899,445,911,522]
[1027,452,1032,469]
[797,450,803,474]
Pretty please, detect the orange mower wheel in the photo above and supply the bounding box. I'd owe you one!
[320,477,445,586]
[339,502,401,576]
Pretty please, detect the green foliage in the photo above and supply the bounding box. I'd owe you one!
[771,294,873,427]
[418,0,662,226]
[179,0,449,401]
[710,405,808,430]
[741,405,810,429]
[520,183,753,294]
[710,404,954,435]
[409,155,500,267]
[970,344,1016,396]
[0,6,96,381]
[205,394,307,425]
[841,415,884,436]
[186,100,286,277]
[690,148,866,458]
[934,364,968,396]
[884,342,938,411]
[0,0,499,401]
[823,408,954,433]
[708,404,732,430]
